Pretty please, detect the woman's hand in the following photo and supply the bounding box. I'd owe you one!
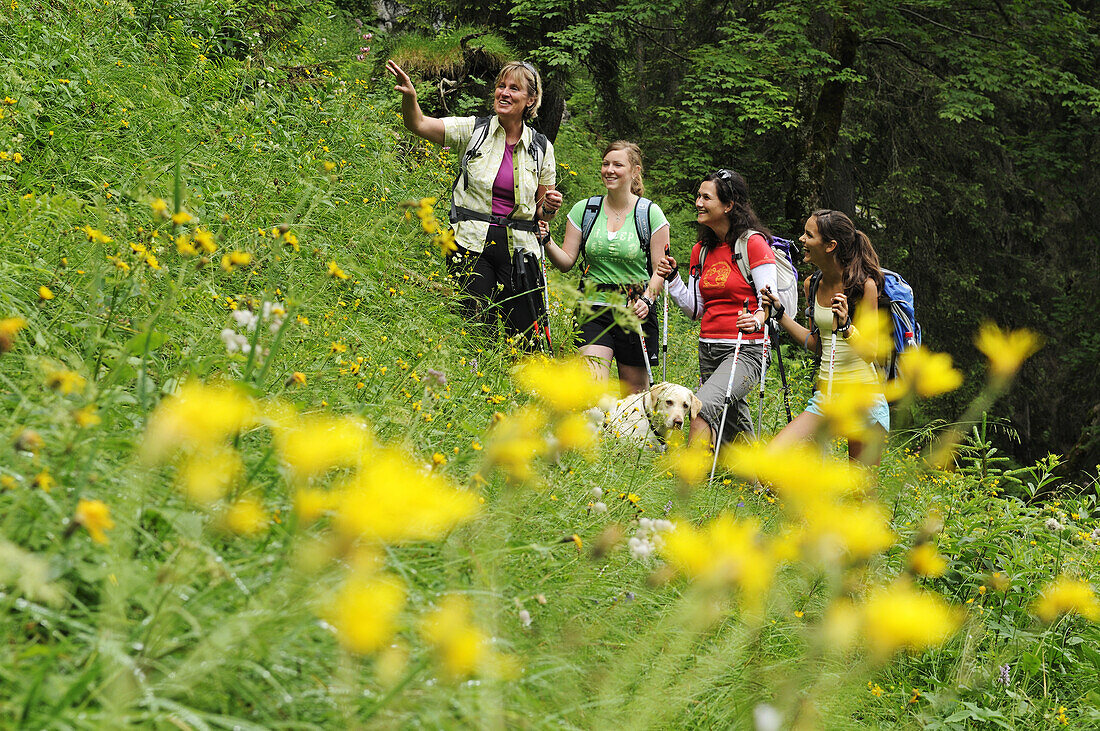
[632,295,651,320]
[541,189,563,217]
[831,292,849,325]
[655,254,677,279]
[736,308,764,333]
[387,60,416,100]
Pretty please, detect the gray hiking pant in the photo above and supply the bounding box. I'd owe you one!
[696,340,765,444]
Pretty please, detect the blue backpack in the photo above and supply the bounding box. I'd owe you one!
[807,268,921,380]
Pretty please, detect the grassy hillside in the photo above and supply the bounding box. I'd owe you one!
[2,2,1100,728]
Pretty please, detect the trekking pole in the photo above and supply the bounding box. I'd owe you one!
[756,320,770,439]
[537,232,553,353]
[661,244,670,382]
[827,312,838,397]
[770,319,793,423]
[638,323,654,388]
[709,299,750,485]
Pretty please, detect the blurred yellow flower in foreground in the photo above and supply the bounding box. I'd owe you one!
[975,323,1041,379]
[272,413,372,480]
[294,487,338,524]
[333,448,479,542]
[143,381,257,461]
[420,595,518,679]
[817,381,882,439]
[46,368,86,395]
[74,499,115,544]
[224,496,268,536]
[849,308,891,363]
[193,227,217,254]
[803,502,895,562]
[485,406,547,481]
[150,198,169,218]
[515,356,609,412]
[171,209,194,225]
[886,346,963,400]
[178,447,243,504]
[724,442,867,511]
[72,405,101,428]
[38,285,54,301]
[662,515,775,604]
[861,579,963,657]
[665,441,712,487]
[326,574,406,654]
[908,542,947,577]
[1033,576,1100,623]
[0,316,27,353]
[553,412,596,453]
[327,260,349,280]
[79,225,113,244]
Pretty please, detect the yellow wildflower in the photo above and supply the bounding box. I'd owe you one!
[1,316,28,353]
[72,405,101,428]
[220,251,251,271]
[325,574,406,654]
[193,228,216,254]
[848,308,891,363]
[294,487,337,524]
[224,496,268,536]
[724,442,867,512]
[34,470,55,492]
[554,412,597,453]
[485,406,547,480]
[515,356,609,412]
[665,441,712,487]
[975,323,1041,379]
[817,380,882,439]
[661,515,776,606]
[908,542,947,577]
[45,368,86,395]
[176,235,197,256]
[142,381,257,461]
[861,579,963,657]
[420,595,518,680]
[332,448,479,543]
[327,261,349,280]
[171,209,194,225]
[1033,576,1100,622]
[150,198,169,218]
[271,413,372,480]
[886,346,963,400]
[74,499,115,544]
[79,225,112,244]
[803,502,895,562]
[178,447,243,504]
[38,285,54,301]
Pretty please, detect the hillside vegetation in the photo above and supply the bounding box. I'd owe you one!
[2,2,1099,728]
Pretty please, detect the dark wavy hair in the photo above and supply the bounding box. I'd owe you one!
[811,209,885,306]
[698,169,772,249]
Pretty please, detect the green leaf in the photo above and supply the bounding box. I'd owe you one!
[125,330,168,355]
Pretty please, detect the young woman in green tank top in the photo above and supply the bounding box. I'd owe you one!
[763,209,890,465]
[542,141,670,395]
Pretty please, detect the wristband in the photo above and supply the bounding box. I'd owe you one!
[639,295,654,309]
[772,302,785,321]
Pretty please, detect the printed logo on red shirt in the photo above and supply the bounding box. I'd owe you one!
[700,261,731,291]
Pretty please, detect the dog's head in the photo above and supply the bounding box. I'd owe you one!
[645,382,702,437]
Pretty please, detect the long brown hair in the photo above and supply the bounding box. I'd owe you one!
[698,169,771,249]
[602,141,645,197]
[811,209,884,306]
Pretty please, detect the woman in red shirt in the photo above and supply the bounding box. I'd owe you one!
[658,170,777,448]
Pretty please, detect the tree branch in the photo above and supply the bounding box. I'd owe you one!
[897,6,998,43]
[863,37,948,81]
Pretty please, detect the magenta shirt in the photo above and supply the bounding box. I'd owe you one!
[491,142,516,218]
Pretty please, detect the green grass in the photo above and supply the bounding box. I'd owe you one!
[2,1,1100,728]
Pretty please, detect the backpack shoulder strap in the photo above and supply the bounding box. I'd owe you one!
[806,271,823,335]
[452,116,492,195]
[732,229,760,289]
[579,195,604,258]
[634,197,653,272]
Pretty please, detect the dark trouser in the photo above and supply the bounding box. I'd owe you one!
[447,225,547,348]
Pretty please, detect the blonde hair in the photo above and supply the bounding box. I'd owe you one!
[602,140,645,197]
[493,61,542,120]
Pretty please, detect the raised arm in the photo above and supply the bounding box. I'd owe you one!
[542,216,582,272]
[387,60,445,145]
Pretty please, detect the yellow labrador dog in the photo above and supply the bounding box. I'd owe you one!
[602,382,702,450]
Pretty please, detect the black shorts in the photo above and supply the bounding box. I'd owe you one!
[576,304,659,368]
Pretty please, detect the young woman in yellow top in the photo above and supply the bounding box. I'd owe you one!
[764,209,889,464]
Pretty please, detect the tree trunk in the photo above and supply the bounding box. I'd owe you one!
[785,19,859,221]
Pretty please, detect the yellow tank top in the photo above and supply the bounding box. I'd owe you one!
[814,299,879,385]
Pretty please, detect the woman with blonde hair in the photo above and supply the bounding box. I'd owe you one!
[387,58,562,343]
[541,141,670,394]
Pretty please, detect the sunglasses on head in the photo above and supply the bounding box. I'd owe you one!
[713,169,734,183]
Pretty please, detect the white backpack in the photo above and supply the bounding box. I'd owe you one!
[733,229,799,317]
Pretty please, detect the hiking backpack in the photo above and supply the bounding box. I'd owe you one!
[448,116,549,232]
[578,195,655,271]
[806,268,921,380]
[691,230,800,318]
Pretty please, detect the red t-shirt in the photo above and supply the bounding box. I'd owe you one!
[690,234,774,340]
